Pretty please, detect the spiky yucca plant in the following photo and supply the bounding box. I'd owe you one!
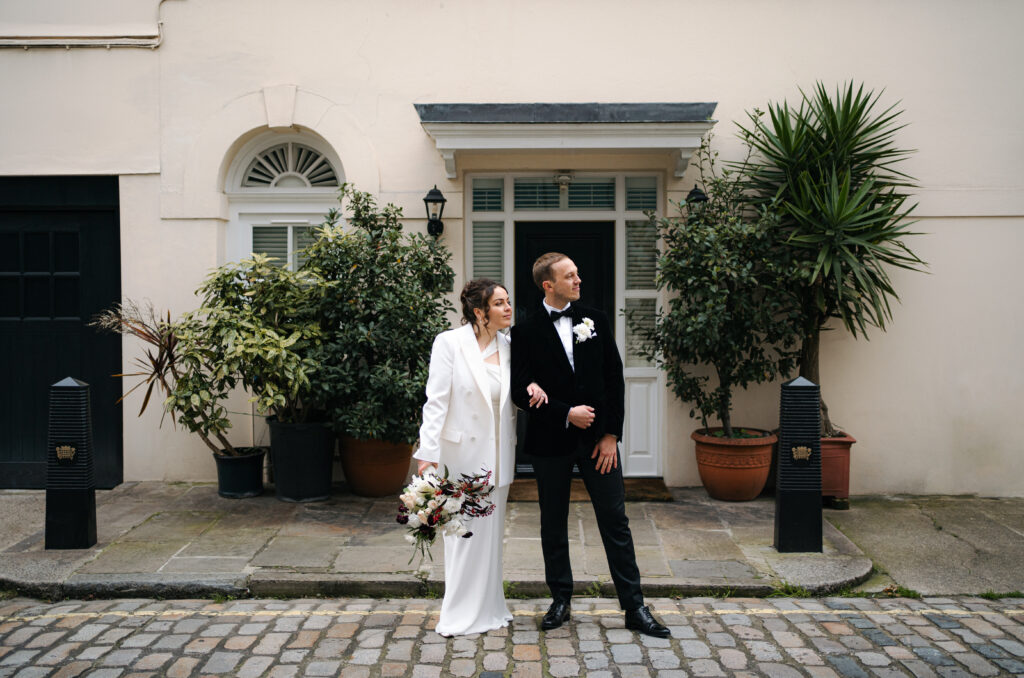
[737,82,926,435]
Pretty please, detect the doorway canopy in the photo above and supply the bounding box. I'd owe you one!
[415,102,717,179]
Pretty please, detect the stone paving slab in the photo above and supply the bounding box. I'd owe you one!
[1,596,1023,677]
[6,484,1024,600]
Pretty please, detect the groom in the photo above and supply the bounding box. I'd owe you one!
[511,252,669,638]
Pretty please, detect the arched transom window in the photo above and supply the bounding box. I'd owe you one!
[242,142,339,188]
[226,134,344,270]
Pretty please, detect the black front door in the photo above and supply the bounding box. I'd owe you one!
[513,221,615,475]
[0,177,123,488]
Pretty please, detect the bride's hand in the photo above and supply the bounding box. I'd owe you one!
[527,382,548,408]
[417,461,438,475]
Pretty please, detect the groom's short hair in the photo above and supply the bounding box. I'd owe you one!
[532,252,568,291]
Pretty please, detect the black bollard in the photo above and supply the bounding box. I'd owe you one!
[774,376,822,553]
[45,377,97,549]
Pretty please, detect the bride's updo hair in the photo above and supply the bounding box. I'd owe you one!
[460,278,504,331]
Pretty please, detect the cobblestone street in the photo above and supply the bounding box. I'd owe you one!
[2,596,1023,677]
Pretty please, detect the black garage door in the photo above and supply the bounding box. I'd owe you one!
[0,177,122,488]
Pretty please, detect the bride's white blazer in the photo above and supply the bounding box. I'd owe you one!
[414,323,515,488]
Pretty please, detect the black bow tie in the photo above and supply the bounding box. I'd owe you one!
[549,308,571,321]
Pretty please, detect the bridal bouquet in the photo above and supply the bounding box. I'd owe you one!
[396,466,496,563]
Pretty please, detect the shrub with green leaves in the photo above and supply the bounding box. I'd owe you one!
[190,254,323,424]
[628,140,800,438]
[303,185,454,445]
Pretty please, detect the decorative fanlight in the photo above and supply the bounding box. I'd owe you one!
[243,143,339,188]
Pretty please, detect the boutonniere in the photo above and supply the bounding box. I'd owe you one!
[573,317,597,343]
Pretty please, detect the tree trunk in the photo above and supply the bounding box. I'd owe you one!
[798,327,836,437]
[716,370,733,438]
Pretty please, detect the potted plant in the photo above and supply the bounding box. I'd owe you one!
[737,82,927,506]
[193,255,330,502]
[90,301,267,498]
[629,140,800,501]
[301,185,454,497]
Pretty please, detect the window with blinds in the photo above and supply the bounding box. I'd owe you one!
[568,179,615,209]
[625,217,659,367]
[513,179,560,210]
[625,177,657,211]
[472,178,504,212]
[472,221,504,281]
[253,225,313,270]
[513,177,616,210]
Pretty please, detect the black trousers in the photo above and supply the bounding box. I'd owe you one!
[531,444,644,610]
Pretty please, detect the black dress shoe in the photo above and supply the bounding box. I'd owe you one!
[541,599,571,630]
[625,605,670,638]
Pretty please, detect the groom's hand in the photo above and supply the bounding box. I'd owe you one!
[568,405,595,429]
[591,434,618,474]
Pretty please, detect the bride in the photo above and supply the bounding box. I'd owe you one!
[414,278,546,636]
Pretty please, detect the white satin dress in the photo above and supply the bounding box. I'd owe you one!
[435,341,513,636]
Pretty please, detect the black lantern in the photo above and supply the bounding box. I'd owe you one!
[423,185,447,237]
[686,184,708,206]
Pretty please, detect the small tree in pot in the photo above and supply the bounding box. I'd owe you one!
[193,255,330,502]
[736,82,926,437]
[736,82,927,506]
[628,140,800,501]
[302,185,454,497]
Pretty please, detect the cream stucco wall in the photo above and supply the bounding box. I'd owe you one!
[1,0,1021,493]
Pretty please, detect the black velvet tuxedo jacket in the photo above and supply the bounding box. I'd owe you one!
[511,303,625,457]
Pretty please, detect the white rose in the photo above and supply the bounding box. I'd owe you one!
[442,519,463,536]
[408,514,421,528]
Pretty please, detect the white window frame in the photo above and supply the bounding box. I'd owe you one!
[224,132,344,267]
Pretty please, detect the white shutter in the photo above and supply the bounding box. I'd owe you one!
[472,221,504,281]
[625,219,659,290]
[252,226,288,265]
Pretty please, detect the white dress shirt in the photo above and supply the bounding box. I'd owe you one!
[542,300,574,371]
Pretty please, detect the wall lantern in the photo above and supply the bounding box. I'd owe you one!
[423,185,447,237]
[686,184,708,206]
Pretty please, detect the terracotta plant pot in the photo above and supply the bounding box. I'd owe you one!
[339,436,414,497]
[821,433,856,509]
[692,428,776,502]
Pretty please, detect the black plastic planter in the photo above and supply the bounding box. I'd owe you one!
[268,420,334,502]
[213,447,267,498]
